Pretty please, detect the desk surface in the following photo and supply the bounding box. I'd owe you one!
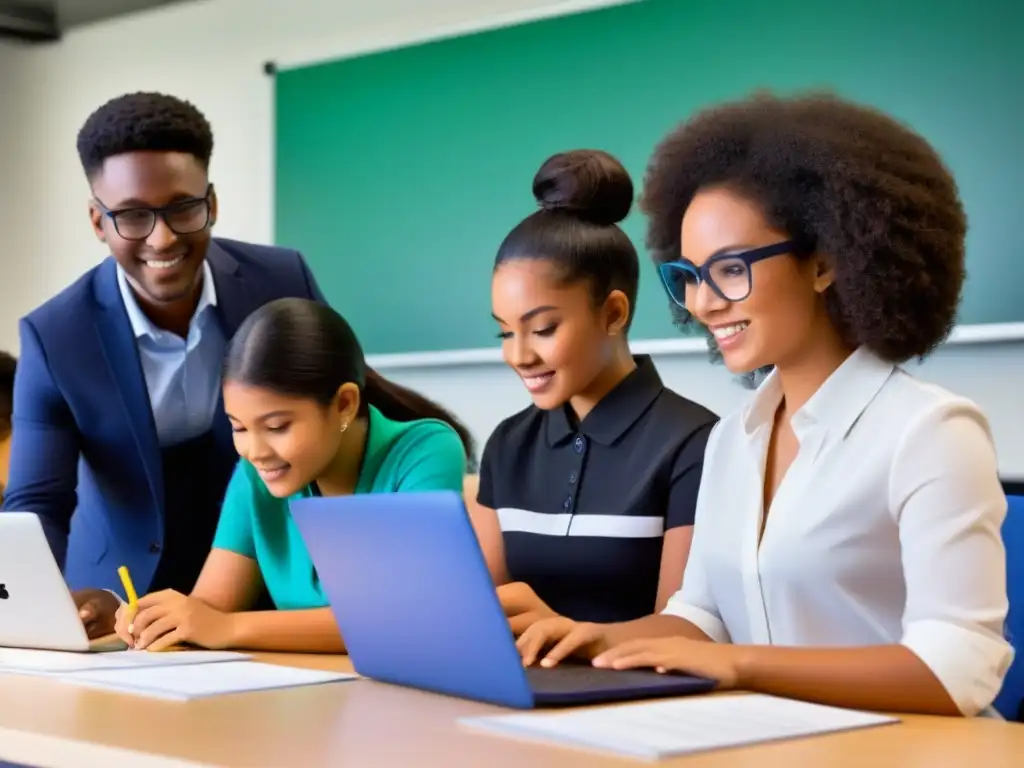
[1,653,1022,767]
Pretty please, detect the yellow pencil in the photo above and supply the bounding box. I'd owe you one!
[117,565,139,609]
[117,564,140,642]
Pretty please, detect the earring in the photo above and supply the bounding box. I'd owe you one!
[340,421,349,434]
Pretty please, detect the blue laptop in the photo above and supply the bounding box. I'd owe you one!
[289,490,716,709]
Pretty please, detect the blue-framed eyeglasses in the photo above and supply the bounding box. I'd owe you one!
[658,240,799,306]
[94,184,214,241]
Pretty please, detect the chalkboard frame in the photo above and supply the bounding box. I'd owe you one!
[272,0,1024,370]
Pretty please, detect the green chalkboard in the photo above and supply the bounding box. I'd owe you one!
[275,0,1023,358]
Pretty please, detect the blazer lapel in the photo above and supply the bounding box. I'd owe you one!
[206,241,250,458]
[93,259,163,509]
[207,241,251,340]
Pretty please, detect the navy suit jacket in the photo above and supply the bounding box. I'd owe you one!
[1,239,326,594]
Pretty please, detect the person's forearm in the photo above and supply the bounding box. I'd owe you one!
[227,609,346,653]
[735,644,960,716]
[606,614,711,647]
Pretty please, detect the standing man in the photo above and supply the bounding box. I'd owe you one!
[2,92,327,638]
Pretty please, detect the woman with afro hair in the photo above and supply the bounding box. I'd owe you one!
[514,92,1013,717]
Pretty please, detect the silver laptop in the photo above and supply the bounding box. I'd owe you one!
[0,513,125,652]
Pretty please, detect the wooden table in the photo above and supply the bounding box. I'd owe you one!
[1,653,1022,767]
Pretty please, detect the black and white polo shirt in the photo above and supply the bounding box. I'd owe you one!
[477,356,718,623]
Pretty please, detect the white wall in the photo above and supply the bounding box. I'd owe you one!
[0,40,34,324]
[0,0,1021,476]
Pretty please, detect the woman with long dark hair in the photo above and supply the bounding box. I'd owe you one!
[114,298,472,653]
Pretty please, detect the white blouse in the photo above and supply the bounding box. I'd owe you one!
[664,347,1014,716]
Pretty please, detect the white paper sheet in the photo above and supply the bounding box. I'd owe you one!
[58,660,357,700]
[0,725,210,768]
[460,694,899,761]
[0,648,250,674]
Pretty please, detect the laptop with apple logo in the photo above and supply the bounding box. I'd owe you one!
[0,513,125,652]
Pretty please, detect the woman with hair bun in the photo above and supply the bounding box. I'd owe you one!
[468,150,718,631]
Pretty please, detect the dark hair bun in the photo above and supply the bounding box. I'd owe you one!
[532,150,634,226]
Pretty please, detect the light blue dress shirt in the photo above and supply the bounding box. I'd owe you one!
[116,261,227,448]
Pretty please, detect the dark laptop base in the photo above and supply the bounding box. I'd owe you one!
[290,491,719,710]
[526,663,716,707]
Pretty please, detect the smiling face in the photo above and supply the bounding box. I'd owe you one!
[89,151,217,308]
[223,380,357,498]
[680,186,835,374]
[491,259,629,411]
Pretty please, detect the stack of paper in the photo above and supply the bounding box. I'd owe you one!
[57,660,357,701]
[460,694,899,760]
[0,648,250,675]
[0,648,357,701]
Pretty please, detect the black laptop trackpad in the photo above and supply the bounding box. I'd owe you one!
[526,663,716,707]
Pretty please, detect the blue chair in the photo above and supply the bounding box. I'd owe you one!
[994,492,1024,721]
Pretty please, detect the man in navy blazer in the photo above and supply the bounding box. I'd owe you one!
[2,92,326,638]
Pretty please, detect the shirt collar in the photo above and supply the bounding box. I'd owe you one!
[116,260,218,340]
[546,355,664,447]
[742,346,896,442]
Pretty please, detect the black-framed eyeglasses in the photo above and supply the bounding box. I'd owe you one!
[658,240,799,306]
[94,184,214,241]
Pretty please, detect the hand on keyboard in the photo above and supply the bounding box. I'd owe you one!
[516,617,612,668]
[498,582,558,636]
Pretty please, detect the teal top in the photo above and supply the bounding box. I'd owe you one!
[212,405,467,610]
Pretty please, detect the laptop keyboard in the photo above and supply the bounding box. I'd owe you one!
[526,663,681,694]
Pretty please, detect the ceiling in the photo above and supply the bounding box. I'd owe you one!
[1,0,191,39]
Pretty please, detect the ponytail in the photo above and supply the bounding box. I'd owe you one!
[364,368,477,467]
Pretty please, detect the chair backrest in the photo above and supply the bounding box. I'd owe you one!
[994,493,1024,721]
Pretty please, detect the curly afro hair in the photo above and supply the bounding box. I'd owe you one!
[641,90,967,364]
[76,92,214,180]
